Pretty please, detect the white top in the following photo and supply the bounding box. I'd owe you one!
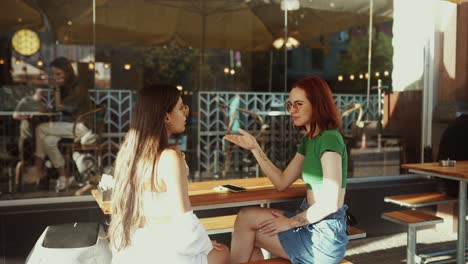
[112,155,212,264]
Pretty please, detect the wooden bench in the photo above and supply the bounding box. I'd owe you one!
[382,210,444,264]
[200,214,237,235]
[384,192,456,208]
[201,214,367,240]
[347,226,366,240]
[241,257,353,264]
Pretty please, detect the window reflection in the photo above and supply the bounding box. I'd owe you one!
[0,0,403,200]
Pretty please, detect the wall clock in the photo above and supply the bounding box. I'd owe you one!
[11,29,41,56]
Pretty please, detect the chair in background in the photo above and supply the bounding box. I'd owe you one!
[59,104,107,185]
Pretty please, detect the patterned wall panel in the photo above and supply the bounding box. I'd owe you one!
[198,92,378,177]
[0,89,376,191]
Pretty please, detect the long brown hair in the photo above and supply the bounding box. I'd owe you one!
[49,57,78,97]
[292,76,341,137]
[109,84,181,251]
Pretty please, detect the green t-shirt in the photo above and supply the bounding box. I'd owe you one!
[297,129,347,189]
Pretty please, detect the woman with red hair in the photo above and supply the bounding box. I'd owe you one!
[225,76,348,264]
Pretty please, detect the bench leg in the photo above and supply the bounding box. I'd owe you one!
[407,226,416,264]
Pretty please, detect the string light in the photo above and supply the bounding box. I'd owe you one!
[272,37,300,49]
[176,85,183,91]
[124,64,131,70]
[365,73,369,79]
[384,70,389,76]
[375,72,380,77]
[230,69,235,75]
[349,74,355,80]
[104,63,109,69]
[37,60,43,67]
[337,75,343,82]
[0,59,4,65]
[88,62,95,70]
[359,74,364,79]
[223,67,229,74]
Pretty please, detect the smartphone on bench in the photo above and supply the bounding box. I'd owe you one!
[214,184,247,192]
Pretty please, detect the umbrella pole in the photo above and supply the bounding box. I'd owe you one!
[366,0,374,121]
[269,50,273,92]
[199,2,206,91]
[283,7,288,93]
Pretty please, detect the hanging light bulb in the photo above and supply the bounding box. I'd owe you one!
[375,72,380,77]
[37,59,44,67]
[337,75,343,82]
[88,61,95,70]
[349,74,355,81]
[286,37,300,49]
[272,38,285,49]
[176,85,183,91]
[0,59,4,65]
[124,64,131,70]
[230,69,235,75]
[359,74,364,79]
[223,67,230,74]
[365,73,369,79]
[280,0,300,11]
[104,63,109,69]
[272,37,300,49]
[384,70,389,76]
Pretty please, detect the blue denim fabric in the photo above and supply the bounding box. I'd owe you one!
[277,199,348,264]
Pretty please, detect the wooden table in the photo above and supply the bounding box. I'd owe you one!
[402,161,468,264]
[92,177,307,215]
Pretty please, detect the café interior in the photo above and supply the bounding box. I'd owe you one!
[1,0,468,263]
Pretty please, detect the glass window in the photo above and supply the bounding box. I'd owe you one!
[2,0,426,200]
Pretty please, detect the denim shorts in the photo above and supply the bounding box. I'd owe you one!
[277,199,348,264]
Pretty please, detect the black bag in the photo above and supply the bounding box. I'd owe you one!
[346,211,358,235]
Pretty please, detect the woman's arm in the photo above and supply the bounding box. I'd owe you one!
[157,149,192,213]
[225,128,304,191]
[54,89,63,110]
[302,151,344,223]
[258,151,344,235]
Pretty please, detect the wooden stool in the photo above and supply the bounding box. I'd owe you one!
[382,210,443,264]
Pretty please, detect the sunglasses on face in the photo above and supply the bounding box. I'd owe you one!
[284,101,305,113]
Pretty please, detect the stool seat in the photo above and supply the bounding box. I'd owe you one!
[384,192,456,208]
[382,210,444,227]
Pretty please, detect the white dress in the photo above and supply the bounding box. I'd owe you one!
[112,162,212,264]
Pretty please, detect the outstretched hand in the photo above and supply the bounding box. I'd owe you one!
[223,128,258,151]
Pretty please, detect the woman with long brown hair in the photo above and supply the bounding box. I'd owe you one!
[30,57,93,191]
[109,84,229,264]
[225,76,348,264]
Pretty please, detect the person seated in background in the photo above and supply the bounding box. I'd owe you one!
[109,84,229,264]
[13,88,50,163]
[30,57,94,192]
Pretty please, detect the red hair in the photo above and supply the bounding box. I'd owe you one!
[292,76,341,137]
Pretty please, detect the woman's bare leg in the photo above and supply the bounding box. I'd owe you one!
[231,207,289,264]
[207,242,230,264]
[249,247,264,261]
